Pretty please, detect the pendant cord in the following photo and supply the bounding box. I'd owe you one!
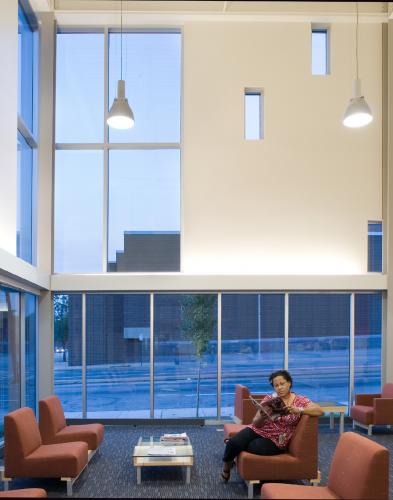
[356,1,359,80]
[120,0,123,81]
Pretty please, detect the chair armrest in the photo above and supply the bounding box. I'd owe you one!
[374,398,393,424]
[355,393,381,406]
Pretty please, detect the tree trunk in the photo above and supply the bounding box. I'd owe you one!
[196,358,201,417]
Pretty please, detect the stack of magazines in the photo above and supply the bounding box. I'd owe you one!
[160,432,188,444]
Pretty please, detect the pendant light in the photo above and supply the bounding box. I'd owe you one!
[107,0,135,129]
[343,2,373,128]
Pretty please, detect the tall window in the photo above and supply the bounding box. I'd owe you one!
[244,89,263,140]
[0,287,21,439]
[368,221,383,272]
[86,294,150,418]
[354,293,382,395]
[221,294,284,415]
[311,28,329,75]
[55,31,181,273]
[288,294,350,404]
[25,293,37,412]
[54,294,83,417]
[17,1,38,264]
[154,294,217,418]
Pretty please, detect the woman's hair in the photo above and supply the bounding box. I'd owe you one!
[269,369,293,388]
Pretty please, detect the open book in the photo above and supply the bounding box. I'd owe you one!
[249,395,290,421]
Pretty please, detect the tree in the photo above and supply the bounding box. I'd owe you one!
[54,294,69,362]
[181,294,217,417]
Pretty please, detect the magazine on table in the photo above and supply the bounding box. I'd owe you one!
[249,395,290,421]
[160,432,189,445]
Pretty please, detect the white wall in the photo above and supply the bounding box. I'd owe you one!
[0,0,18,256]
[182,21,382,275]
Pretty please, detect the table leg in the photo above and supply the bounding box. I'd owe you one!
[137,467,141,485]
[330,413,334,430]
[339,412,344,434]
[186,466,191,484]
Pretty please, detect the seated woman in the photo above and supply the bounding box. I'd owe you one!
[221,369,324,482]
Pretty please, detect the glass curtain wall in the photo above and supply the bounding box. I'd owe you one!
[53,292,382,418]
[221,294,284,416]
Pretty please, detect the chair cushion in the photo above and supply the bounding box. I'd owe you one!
[53,423,104,450]
[261,483,338,499]
[6,441,88,479]
[350,405,374,424]
[237,452,311,481]
[223,423,246,441]
[0,488,47,497]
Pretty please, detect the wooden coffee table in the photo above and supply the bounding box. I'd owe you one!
[133,436,194,484]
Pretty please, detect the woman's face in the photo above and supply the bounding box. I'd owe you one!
[272,375,291,398]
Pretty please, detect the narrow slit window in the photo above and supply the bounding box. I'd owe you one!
[245,90,263,140]
[368,221,383,272]
[312,28,329,75]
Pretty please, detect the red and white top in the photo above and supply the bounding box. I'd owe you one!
[248,393,312,449]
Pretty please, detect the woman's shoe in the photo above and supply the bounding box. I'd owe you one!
[220,470,230,482]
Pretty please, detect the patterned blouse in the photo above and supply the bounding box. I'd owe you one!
[247,393,312,449]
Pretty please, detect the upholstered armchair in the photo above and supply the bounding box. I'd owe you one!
[236,415,320,499]
[261,431,389,499]
[39,395,104,460]
[2,407,88,496]
[350,383,393,435]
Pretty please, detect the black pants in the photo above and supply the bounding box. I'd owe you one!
[223,427,282,463]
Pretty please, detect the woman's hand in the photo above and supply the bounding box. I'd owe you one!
[286,403,325,417]
[252,409,268,427]
[286,405,303,415]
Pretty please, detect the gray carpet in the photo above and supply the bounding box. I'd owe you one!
[3,423,393,498]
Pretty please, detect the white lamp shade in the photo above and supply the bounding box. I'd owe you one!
[343,79,373,128]
[107,80,135,129]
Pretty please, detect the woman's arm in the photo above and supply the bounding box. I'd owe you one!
[287,403,324,417]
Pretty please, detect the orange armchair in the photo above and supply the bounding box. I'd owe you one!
[233,415,320,499]
[2,407,88,496]
[261,431,389,499]
[350,383,393,435]
[39,396,104,460]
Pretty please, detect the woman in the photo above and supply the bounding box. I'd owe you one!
[221,369,324,482]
